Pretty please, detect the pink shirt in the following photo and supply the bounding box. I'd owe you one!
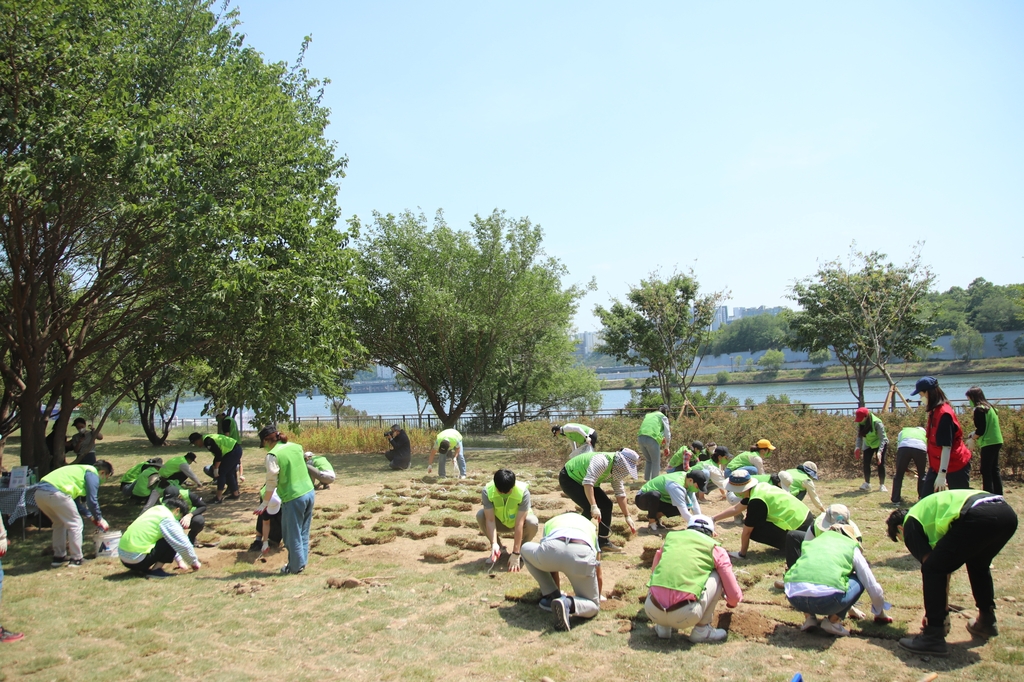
[649,545,743,610]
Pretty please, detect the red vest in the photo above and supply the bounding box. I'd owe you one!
[926,402,971,473]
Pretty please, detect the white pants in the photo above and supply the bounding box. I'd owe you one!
[644,572,723,631]
[35,489,85,561]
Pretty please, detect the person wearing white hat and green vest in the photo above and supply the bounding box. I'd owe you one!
[724,439,775,478]
[712,470,813,558]
[890,425,928,505]
[551,423,596,459]
[966,386,1003,495]
[634,469,709,531]
[637,405,671,481]
[854,406,889,492]
[784,522,891,636]
[558,449,640,552]
[119,497,200,578]
[189,430,242,503]
[256,425,315,575]
[777,462,825,515]
[780,503,864,579]
[428,428,464,479]
[35,461,114,567]
[476,469,539,572]
[304,451,336,490]
[520,512,604,631]
[887,489,1018,655]
[645,515,743,642]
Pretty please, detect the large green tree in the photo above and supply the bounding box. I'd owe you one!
[594,270,725,410]
[1,0,355,469]
[791,248,934,405]
[709,310,793,355]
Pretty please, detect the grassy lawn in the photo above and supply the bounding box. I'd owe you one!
[1,434,1022,681]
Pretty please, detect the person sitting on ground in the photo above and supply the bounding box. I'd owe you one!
[156,453,202,489]
[645,515,743,643]
[249,484,283,554]
[476,469,539,572]
[777,462,826,515]
[67,417,103,466]
[666,440,704,473]
[634,469,709,531]
[891,425,928,505]
[384,424,412,470]
[304,451,336,490]
[784,522,891,637]
[144,484,208,550]
[428,428,465,479]
[854,407,889,493]
[35,462,113,568]
[558,449,640,553]
[711,470,813,559]
[520,512,604,632]
[190,430,243,503]
[119,457,163,497]
[887,489,1018,656]
[119,497,201,578]
[0,515,25,642]
[551,423,597,459]
[689,446,729,501]
[724,439,775,477]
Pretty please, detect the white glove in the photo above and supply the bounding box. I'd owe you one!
[590,504,602,520]
[261,540,270,554]
[625,515,637,534]
[728,550,745,560]
[191,561,202,572]
[0,538,8,556]
[490,543,502,563]
[507,553,521,572]
[934,472,948,492]
[96,518,109,532]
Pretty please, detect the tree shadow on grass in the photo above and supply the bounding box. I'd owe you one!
[873,554,920,570]
[764,620,840,652]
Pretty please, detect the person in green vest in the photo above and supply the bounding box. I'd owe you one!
[724,439,775,478]
[637,405,671,480]
[119,457,163,497]
[666,440,703,473]
[689,446,730,502]
[35,461,114,567]
[778,503,865,583]
[558,449,640,552]
[118,497,200,578]
[157,452,202,489]
[777,462,825,515]
[854,407,889,493]
[711,470,813,558]
[217,410,241,442]
[783,523,892,636]
[551,423,597,458]
[256,425,315,575]
[890,425,928,505]
[520,512,604,632]
[634,469,709,531]
[304,451,336,489]
[476,469,539,571]
[0,512,25,642]
[887,489,1018,655]
[966,386,1003,494]
[644,514,743,642]
[128,462,164,504]
[144,484,208,548]
[428,428,464,479]
[189,430,243,503]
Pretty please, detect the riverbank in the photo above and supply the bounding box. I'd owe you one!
[599,355,1024,391]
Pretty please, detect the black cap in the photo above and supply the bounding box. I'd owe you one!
[687,468,710,493]
[257,424,278,443]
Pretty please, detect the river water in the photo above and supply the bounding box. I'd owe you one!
[172,371,1024,422]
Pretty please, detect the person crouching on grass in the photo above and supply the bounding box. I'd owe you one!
[711,470,813,559]
[119,497,201,578]
[304,451,336,490]
[476,469,539,571]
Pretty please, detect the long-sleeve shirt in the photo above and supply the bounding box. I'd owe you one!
[856,420,888,452]
[649,545,743,609]
[176,462,202,486]
[36,470,103,521]
[582,455,628,498]
[264,453,281,493]
[785,547,887,615]
[664,479,700,522]
[118,517,198,566]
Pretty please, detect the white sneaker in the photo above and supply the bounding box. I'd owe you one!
[820,619,850,637]
[849,606,867,620]
[689,624,727,643]
[654,624,673,639]
[879,484,888,493]
[800,614,820,632]
[648,522,660,533]
[859,482,871,491]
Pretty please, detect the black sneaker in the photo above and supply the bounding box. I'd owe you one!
[68,558,83,568]
[898,627,949,657]
[50,556,69,568]
[146,568,174,579]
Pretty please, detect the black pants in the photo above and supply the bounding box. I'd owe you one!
[187,514,205,544]
[385,450,411,470]
[921,500,1018,627]
[748,512,814,551]
[922,463,971,497]
[891,446,927,503]
[255,510,282,544]
[217,444,243,495]
[785,529,808,569]
[122,538,177,573]
[559,468,612,542]
[164,471,189,486]
[863,444,888,484]
[979,444,1003,495]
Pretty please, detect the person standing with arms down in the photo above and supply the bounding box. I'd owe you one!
[256,425,315,575]
[428,428,465,479]
[68,417,103,466]
[966,386,1003,495]
[912,376,972,495]
[890,426,928,505]
[558,449,640,552]
[854,407,889,493]
[637,405,671,481]
[35,462,114,567]
[551,423,596,459]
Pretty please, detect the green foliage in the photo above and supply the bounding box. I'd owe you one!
[808,348,832,365]
[923,278,1024,335]
[710,311,792,355]
[715,370,730,384]
[757,349,785,372]
[1016,335,1024,356]
[951,322,985,362]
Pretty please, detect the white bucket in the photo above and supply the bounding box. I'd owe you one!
[94,530,121,558]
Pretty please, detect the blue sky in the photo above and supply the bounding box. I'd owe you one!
[232,1,1024,330]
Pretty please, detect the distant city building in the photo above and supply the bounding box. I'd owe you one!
[710,305,729,331]
[574,330,601,356]
[728,305,786,323]
[374,365,395,380]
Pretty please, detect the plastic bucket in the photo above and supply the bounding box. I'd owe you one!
[94,530,121,558]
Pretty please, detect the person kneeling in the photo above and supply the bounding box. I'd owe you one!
[645,515,742,643]
[305,451,336,490]
[119,497,201,578]
[476,469,539,571]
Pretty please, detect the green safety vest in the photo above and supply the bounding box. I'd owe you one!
[648,529,720,596]
[638,412,666,441]
[158,456,188,479]
[120,505,176,554]
[640,471,691,502]
[564,452,615,486]
[178,488,196,514]
[485,481,529,527]
[42,465,97,498]
[748,483,810,531]
[688,459,718,474]
[667,446,691,470]
[863,413,883,449]
[224,416,241,442]
[271,442,314,503]
[131,465,161,497]
[205,433,237,456]
[120,462,147,485]
[784,530,859,592]
[752,473,774,485]
[785,469,811,495]
[435,429,461,449]
[976,406,1003,448]
[899,426,927,447]
[906,489,982,549]
[727,451,756,471]
[543,512,598,547]
[562,424,594,446]
[310,456,334,474]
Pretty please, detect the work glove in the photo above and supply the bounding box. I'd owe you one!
[254,503,268,516]
[192,561,202,572]
[854,448,862,460]
[96,518,109,532]
[590,504,602,521]
[261,540,270,554]
[490,543,502,564]
[507,553,521,572]
[0,538,7,556]
[625,515,637,534]
[934,472,948,493]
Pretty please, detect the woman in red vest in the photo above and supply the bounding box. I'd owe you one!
[910,376,972,496]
